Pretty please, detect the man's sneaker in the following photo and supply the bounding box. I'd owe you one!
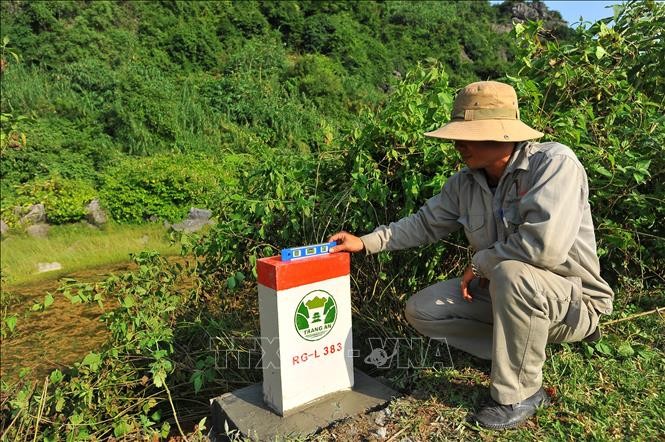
[470,387,550,430]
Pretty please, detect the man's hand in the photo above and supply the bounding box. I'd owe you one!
[328,231,364,253]
[461,264,490,302]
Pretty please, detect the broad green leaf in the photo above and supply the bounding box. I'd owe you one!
[82,352,102,372]
[50,369,64,384]
[595,45,607,59]
[4,315,17,333]
[44,293,54,308]
[595,341,613,356]
[113,419,131,437]
[618,342,635,357]
[593,165,613,178]
[192,372,203,394]
[160,422,171,438]
[123,295,135,308]
[514,23,525,36]
[153,370,166,388]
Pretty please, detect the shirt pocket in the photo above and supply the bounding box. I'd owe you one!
[458,214,484,231]
[502,199,523,233]
[458,214,486,250]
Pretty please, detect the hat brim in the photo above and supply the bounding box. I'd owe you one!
[424,120,543,142]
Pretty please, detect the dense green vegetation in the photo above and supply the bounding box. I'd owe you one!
[1,0,663,440]
[1,0,516,225]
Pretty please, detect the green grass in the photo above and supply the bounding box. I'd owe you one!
[0,222,180,286]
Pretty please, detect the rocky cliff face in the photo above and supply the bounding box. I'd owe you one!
[495,0,571,38]
[510,1,567,24]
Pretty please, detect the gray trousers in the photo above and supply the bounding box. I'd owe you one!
[405,260,599,404]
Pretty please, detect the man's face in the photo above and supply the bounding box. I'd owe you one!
[454,140,515,169]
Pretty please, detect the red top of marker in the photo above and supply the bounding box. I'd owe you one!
[257,252,350,291]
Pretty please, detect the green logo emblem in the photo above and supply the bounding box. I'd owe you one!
[294,290,337,341]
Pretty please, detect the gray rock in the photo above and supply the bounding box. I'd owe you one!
[20,203,46,225]
[26,223,50,238]
[0,219,8,236]
[188,207,212,221]
[374,427,388,439]
[85,199,107,226]
[169,207,214,233]
[37,262,62,273]
[497,0,568,36]
[374,409,388,426]
[170,218,213,233]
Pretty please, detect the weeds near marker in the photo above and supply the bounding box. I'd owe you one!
[2,252,174,438]
[0,245,276,439]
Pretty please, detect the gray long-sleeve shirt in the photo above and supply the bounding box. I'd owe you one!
[360,141,614,315]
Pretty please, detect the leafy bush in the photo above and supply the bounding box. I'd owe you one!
[259,0,306,48]
[102,64,181,156]
[7,175,96,225]
[0,61,118,203]
[382,1,514,86]
[346,63,456,225]
[189,146,324,292]
[0,112,27,155]
[188,64,466,336]
[200,37,338,152]
[165,18,223,71]
[0,118,116,212]
[303,12,389,86]
[287,54,345,106]
[99,154,237,223]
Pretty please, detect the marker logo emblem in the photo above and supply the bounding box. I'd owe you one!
[294,290,337,341]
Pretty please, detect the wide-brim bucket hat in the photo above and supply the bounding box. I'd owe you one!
[424,81,543,142]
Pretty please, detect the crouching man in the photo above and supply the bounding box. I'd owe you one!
[329,81,614,429]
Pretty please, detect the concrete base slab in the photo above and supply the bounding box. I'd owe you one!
[210,369,399,441]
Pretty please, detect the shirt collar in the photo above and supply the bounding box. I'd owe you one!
[503,141,531,174]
